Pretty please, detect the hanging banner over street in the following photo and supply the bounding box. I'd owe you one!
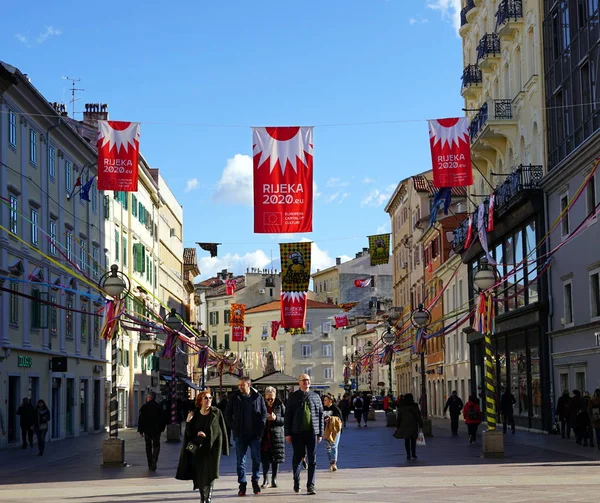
[368,234,390,266]
[334,314,349,328]
[232,325,245,342]
[428,118,473,188]
[253,127,313,233]
[225,279,237,296]
[280,242,312,292]
[229,303,246,326]
[97,121,140,192]
[280,292,307,329]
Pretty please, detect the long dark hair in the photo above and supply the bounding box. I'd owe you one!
[37,399,47,409]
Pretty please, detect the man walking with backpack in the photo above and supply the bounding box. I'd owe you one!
[138,391,166,471]
[353,394,363,427]
[443,390,464,436]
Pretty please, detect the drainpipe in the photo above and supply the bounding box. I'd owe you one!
[543,190,555,431]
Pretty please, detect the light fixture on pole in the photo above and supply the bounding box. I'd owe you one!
[217,344,225,400]
[98,264,130,466]
[196,330,210,390]
[382,325,395,396]
[163,308,185,442]
[364,341,374,393]
[410,303,431,427]
[473,256,497,292]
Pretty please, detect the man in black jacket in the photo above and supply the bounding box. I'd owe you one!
[500,387,517,434]
[137,391,166,471]
[17,398,35,448]
[225,376,267,496]
[284,374,324,496]
[443,390,464,436]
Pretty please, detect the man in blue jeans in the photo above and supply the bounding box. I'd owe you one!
[225,376,267,496]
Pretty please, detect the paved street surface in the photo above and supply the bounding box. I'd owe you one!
[2,412,600,502]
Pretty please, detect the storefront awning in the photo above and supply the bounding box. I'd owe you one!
[178,377,200,390]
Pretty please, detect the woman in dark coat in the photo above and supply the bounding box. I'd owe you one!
[260,386,285,489]
[176,388,229,503]
[394,393,423,460]
[33,399,51,456]
[338,394,351,428]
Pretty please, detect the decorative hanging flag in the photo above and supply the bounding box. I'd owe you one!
[428,118,473,188]
[252,127,313,233]
[339,302,359,311]
[245,326,252,335]
[229,304,246,326]
[477,203,496,265]
[197,242,220,258]
[79,176,96,202]
[427,261,433,273]
[280,292,307,329]
[429,187,452,226]
[232,325,245,342]
[487,194,495,232]
[368,234,390,266]
[270,320,281,340]
[354,278,372,288]
[464,214,474,249]
[225,279,237,296]
[280,242,312,292]
[334,314,349,328]
[97,121,140,192]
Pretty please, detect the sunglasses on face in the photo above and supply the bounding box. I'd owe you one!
[300,379,311,382]
[203,396,213,400]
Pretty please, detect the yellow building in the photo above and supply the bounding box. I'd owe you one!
[311,260,340,305]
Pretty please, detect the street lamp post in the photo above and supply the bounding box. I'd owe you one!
[343,355,351,393]
[237,358,245,378]
[364,341,374,393]
[164,308,184,442]
[196,330,210,390]
[473,255,504,457]
[217,344,225,401]
[98,264,129,466]
[411,303,432,436]
[382,327,395,396]
[351,350,361,392]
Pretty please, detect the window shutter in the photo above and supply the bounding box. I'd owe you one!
[132,195,137,216]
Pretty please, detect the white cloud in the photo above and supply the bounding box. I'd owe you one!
[325,190,350,204]
[184,178,198,192]
[300,238,352,274]
[337,193,349,204]
[360,184,397,207]
[198,250,272,280]
[212,154,253,206]
[409,17,429,24]
[376,222,391,234]
[37,26,62,44]
[427,0,461,34]
[363,177,374,184]
[326,177,349,188]
[313,181,321,199]
[15,33,28,44]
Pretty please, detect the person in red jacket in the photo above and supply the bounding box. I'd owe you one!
[463,395,482,444]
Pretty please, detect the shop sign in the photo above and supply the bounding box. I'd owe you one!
[18,356,33,368]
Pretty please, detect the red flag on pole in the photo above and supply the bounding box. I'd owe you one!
[428,118,473,188]
[97,121,140,192]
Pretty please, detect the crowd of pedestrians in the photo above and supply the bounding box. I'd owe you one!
[555,388,600,448]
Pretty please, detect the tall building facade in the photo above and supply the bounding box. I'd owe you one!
[540,1,600,393]
[456,0,551,431]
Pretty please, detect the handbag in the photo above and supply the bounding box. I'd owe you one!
[392,428,403,439]
[185,441,199,454]
[416,431,426,446]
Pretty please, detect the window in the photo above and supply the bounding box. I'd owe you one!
[132,195,137,216]
[323,367,333,380]
[122,235,127,267]
[302,344,312,357]
[212,335,217,348]
[30,209,39,245]
[80,239,87,273]
[66,294,74,338]
[114,231,119,261]
[48,145,56,179]
[305,321,312,333]
[575,370,586,392]
[224,310,231,324]
[103,195,110,221]
[9,195,18,234]
[8,111,17,147]
[587,174,597,218]
[65,161,72,195]
[563,279,574,325]
[31,289,48,329]
[29,129,37,165]
[50,294,58,335]
[81,308,87,342]
[209,311,219,325]
[133,243,145,273]
[92,246,99,280]
[590,269,600,319]
[322,343,333,357]
[224,333,230,350]
[560,193,570,237]
[302,368,312,378]
[559,372,569,394]
[321,321,332,334]
[66,231,73,261]
[10,282,19,324]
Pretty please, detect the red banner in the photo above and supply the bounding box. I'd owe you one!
[428,118,473,188]
[97,121,140,192]
[354,278,371,288]
[280,292,307,329]
[225,279,236,296]
[270,321,281,340]
[334,314,348,328]
[252,127,313,233]
[232,325,245,342]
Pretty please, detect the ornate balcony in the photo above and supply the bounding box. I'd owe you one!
[138,332,165,358]
[477,33,500,70]
[496,0,523,37]
[459,0,477,36]
[469,99,514,142]
[461,64,482,97]
[452,165,544,251]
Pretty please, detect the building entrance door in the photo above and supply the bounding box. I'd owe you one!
[8,376,21,443]
[66,378,75,436]
[93,380,101,431]
[80,380,88,432]
[51,378,61,439]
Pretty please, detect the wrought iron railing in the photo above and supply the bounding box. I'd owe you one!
[477,33,500,61]
[496,0,523,28]
[469,100,513,141]
[460,0,476,26]
[462,64,482,90]
[452,165,544,249]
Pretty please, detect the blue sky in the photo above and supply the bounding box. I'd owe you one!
[3,0,463,280]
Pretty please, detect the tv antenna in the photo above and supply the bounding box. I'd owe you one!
[61,76,84,118]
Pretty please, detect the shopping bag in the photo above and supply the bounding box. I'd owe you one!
[416,431,426,446]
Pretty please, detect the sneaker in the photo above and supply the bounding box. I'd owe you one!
[411,454,418,459]
[307,487,316,495]
[252,481,261,494]
[331,463,337,471]
[238,483,247,497]
[357,424,362,428]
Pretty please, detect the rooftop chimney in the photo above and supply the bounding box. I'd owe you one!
[50,102,68,117]
[82,103,108,127]
[335,257,341,266]
[363,247,369,254]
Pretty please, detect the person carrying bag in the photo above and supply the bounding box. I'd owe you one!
[393,393,423,460]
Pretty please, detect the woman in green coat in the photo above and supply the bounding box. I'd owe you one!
[176,388,229,503]
[394,393,423,460]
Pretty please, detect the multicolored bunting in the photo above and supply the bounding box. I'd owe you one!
[354,278,371,288]
[487,194,495,232]
[280,291,307,329]
[280,242,312,292]
[97,121,140,192]
[232,325,245,342]
[334,314,348,328]
[225,279,237,296]
[368,234,390,266]
[229,303,246,326]
[428,117,473,188]
[270,320,281,340]
[252,127,314,233]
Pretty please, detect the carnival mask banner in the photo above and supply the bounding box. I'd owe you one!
[232,325,245,342]
[280,292,308,329]
[97,121,140,191]
[368,234,391,266]
[280,242,312,292]
[253,127,313,233]
[229,303,246,326]
[428,118,473,188]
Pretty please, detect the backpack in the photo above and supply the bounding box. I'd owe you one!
[467,406,479,421]
[354,398,363,409]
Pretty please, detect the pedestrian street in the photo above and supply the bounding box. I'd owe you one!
[1,413,600,502]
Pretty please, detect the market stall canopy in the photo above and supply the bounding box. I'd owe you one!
[205,372,241,388]
[252,371,301,387]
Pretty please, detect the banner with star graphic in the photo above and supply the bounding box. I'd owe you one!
[253,127,313,233]
[428,117,473,188]
[97,121,140,191]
